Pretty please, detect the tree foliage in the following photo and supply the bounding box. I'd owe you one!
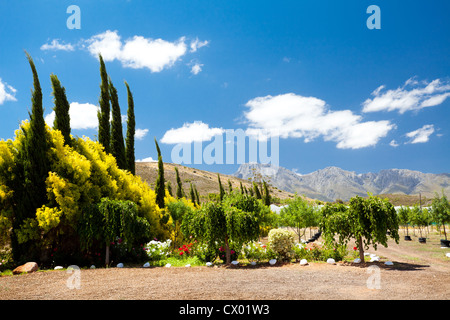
[97,54,111,154]
[50,74,71,146]
[124,81,135,174]
[109,79,126,169]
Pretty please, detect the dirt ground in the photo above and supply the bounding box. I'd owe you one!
[0,232,449,301]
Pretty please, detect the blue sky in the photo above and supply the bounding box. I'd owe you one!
[0,0,449,175]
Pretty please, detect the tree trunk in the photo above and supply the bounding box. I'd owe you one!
[105,244,110,266]
[225,236,231,265]
[358,237,364,262]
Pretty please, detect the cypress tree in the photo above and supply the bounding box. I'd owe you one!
[263,180,271,206]
[218,174,225,201]
[240,181,244,194]
[109,79,126,169]
[50,74,71,146]
[167,181,173,197]
[190,183,196,205]
[228,180,233,193]
[253,182,262,199]
[154,138,165,209]
[97,54,110,153]
[194,185,200,205]
[124,81,135,174]
[175,167,184,199]
[12,53,50,262]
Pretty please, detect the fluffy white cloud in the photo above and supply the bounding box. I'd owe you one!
[45,102,99,129]
[190,63,203,75]
[135,128,149,140]
[190,38,209,52]
[161,121,224,144]
[136,156,157,162]
[362,78,450,114]
[389,140,399,147]
[86,30,188,73]
[405,124,435,144]
[0,79,17,104]
[243,93,395,149]
[40,39,75,51]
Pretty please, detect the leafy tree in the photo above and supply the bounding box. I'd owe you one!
[166,199,194,248]
[280,195,315,242]
[320,195,399,261]
[175,166,184,199]
[50,74,71,146]
[432,191,450,240]
[109,79,126,169]
[154,138,165,209]
[181,193,262,264]
[253,182,262,200]
[97,54,111,153]
[124,81,135,174]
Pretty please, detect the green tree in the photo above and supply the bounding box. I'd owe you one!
[218,174,225,201]
[124,81,135,174]
[97,54,111,153]
[263,180,271,206]
[175,166,184,199]
[321,195,400,261]
[181,193,262,264]
[154,138,165,209]
[194,185,200,205]
[109,79,126,169]
[50,74,71,146]
[166,181,173,197]
[189,183,196,205]
[397,206,411,237]
[10,53,50,262]
[432,191,450,240]
[253,182,262,200]
[280,195,314,242]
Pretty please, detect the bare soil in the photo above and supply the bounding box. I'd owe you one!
[1,231,449,300]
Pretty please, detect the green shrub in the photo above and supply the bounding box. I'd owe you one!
[267,228,295,261]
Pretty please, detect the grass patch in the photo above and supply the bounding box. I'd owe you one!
[150,256,205,267]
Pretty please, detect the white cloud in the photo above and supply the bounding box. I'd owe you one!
[0,79,17,104]
[405,124,435,144]
[161,121,224,144]
[190,63,203,75]
[190,38,209,52]
[86,30,188,73]
[135,128,149,140]
[40,39,75,51]
[243,93,395,149]
[362,78,450,114]
[389,140,399,147]
[45,102,99,130]
[136,156,157,162]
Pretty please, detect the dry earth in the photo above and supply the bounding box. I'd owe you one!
[1,232,448,301]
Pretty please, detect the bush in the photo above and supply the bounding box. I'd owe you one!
[143,239,172,261]
[267,228,295,261]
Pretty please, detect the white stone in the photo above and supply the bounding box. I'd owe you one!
[143,262,150,268]
[327,258,336,264]
[446,253,450,258]
[384,261,394,266]
[54,266,63,270]
[116,263,124,268]
[90,265,96,269]
[231,260,239,265]
[300,259,308,265]
[206,262,213,267]
[185,264,191,268]
[250,261,257,266]
[370,256,380,262]
[165,263,171,268]
[353,258,361,263]
[269,259,277,265]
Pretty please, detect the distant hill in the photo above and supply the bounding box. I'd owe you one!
[233,163,450,203]
[135,162,295,203]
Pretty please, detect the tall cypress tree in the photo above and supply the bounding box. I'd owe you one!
[194,185,200,205]
[97,54,111,153]
[154,138,165,209]
[189,183,196,205]
[218,174,225,201]
[12,53,50,262]
[175,167,183,199]
[109,79,126,169]
[50,74,71,146]
[263,180,271,206]
[124,81,135,174]
[253,182,262,199]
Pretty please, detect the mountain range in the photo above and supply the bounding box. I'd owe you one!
[233,163,450,202]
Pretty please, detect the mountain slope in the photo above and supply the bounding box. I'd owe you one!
[233,163,450,202]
